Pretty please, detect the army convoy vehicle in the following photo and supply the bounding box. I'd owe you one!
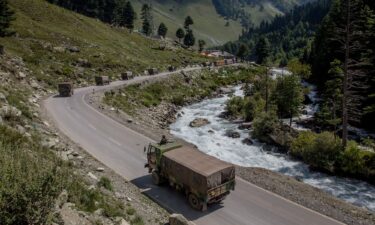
[121,71,134,80]
[144,142,236,211]
[58,82,74,97]
[148,68,159,75]
[95,76,110,85]
[168,65,176,72]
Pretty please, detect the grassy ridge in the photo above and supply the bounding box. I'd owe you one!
[1,0,206,87]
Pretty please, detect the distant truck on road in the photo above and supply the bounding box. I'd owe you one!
[95,76,110,86]
[144,142,236,211]
[148,68,159,75]
[58,82,74,97]
[121,71,134,80]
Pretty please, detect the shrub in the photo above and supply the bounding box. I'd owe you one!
[252,111,278,142]
[290,131,342,172]
[126,207,136,215]
[131,215,144,225]
[98,176,113,191]
[340,142,375,180]
[225,96,245,118]
[243,94,265,122]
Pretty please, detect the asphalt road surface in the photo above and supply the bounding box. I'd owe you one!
[44,67,344,225]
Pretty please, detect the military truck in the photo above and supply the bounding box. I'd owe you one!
[168,65,176,72]
[121,71,134,80]
[148,68,159,75]
[95,76,110,85]
[58,82,74,97]
[144,142,236,211]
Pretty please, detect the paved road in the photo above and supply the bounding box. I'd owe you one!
[44,68,344,225]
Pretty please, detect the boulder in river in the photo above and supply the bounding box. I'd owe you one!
[225,130,240,138]
[242,138,254,145]
[189,118,210,128]
[238,122,252,130]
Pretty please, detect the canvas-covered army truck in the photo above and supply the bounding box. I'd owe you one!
[148,68,159,75]
[121,71,134,80]
[144,142,236,211]
[168,65,176,72]
[95,76,110,85]
[58,82,74,97]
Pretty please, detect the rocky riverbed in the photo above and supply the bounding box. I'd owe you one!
[95,73,375,225]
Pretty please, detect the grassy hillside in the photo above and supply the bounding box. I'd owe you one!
[1,0,207,88]
[130,0,243,46]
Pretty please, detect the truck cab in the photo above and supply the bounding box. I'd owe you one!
[144,142,181,173]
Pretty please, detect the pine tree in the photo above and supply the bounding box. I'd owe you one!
[176,28,185,42]
[255,37,270,65]
[141,4,153,36]
[123,1,136,30]
[183,29,195,47]
[157,23,168,38]
[273,74,304,127]
[184,16,194,30]
[0,0,14,37]
[198,39,206,52]
[237,44,249,61]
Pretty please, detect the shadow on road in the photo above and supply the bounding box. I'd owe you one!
[131,175,224,221]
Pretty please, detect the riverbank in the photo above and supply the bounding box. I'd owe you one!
[96,69,375,225]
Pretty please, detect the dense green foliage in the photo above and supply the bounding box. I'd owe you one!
[222,0,330,63]
[0,0,13,37]
[252,111,279,142]
[311,0,375,131]
[184,29,196,47]
[291,131,375,181]
[46,0,116,23]
[176,28,185,42]
[113,1,137,29]
[273,74,304,122]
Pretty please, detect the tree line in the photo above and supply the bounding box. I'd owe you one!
[0,0,13,37]
[310,0,375,142]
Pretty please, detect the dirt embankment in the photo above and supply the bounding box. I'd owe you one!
[92,71,375,225]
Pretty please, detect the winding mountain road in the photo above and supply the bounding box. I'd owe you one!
[44,68,344,225]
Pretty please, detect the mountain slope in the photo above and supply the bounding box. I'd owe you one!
[1,0,206,87]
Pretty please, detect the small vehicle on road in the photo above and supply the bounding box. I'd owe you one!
[58,82,74,97]
[121,71,134,80]
[144,142,236,211]
[168,65,176,72]
[95,76,110,86]
[148,68,159,75]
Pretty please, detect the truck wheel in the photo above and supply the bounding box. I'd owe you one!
[188,193,202,211]
[152,171,161,185]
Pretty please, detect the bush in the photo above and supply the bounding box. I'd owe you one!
[252,111,278,142]
[290,131,342,172]
[340,142,375,180]
[98,176,113,191]
[243,94,265,122]
[225,96,245,118]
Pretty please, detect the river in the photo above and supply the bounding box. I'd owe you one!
[170,85,375,211]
